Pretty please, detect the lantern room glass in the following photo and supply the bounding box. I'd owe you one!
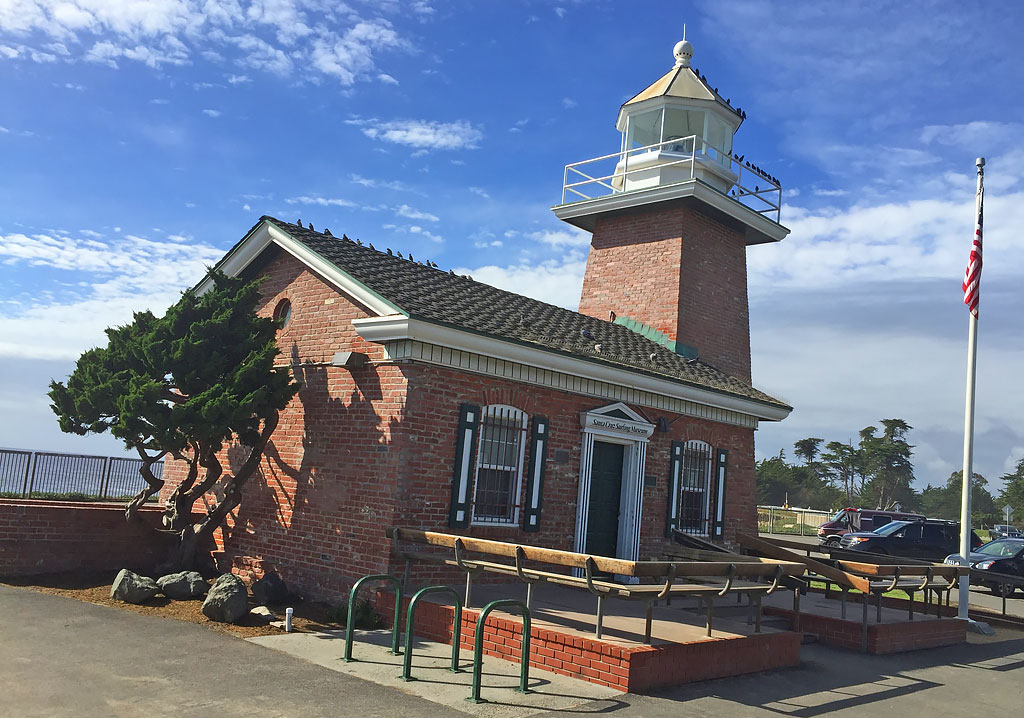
[662,109,704,153]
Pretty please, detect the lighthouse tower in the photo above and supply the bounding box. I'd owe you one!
[553,37,788,382]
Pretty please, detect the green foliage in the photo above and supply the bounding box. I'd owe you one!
[919,471,996,524]
[49,272,297,457]
[47,272,299,567]
[998,459,1024,526]
[327,598,383,629]
[758,418,921,511]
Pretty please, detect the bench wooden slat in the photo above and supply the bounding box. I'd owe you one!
[839,560,963,578]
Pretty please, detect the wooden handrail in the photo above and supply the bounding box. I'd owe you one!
[387,527,804,579]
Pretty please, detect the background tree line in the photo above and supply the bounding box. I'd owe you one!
[757,418,1024,528]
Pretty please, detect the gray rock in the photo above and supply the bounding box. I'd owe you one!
[156,571,208,600]
[249,606,275,625]
[251,572,289,605]
[110,569,160,604]
[201,574,249,623]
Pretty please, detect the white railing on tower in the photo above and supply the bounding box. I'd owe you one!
[559,134,782,224]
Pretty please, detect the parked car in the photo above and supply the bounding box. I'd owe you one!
[990,525,1022,540]
[817,507,925,546]
[945,538,1024,594]
[839,519,983,561]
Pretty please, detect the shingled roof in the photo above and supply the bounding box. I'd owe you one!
[227,216,789,413]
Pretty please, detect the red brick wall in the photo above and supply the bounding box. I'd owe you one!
[0,499,175,576]
[159,247,759,600]
[376,590,801,692]
[398,362,757,571]
[161,249,408,597]
[578,205,752,381]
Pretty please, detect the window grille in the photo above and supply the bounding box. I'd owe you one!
[471,405,527,525]
[676,442,713,535]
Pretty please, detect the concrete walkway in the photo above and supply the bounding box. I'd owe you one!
[5,583,1024,717]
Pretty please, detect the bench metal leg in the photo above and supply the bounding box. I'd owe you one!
[526,582,534,612]
[644,601,654,644]
[841,587,847,619]
[792,588,801,633]
[706,597,714,637]
[595,595,605,640]
[465,572,473,609]
[908,590,914,621]
[862,593,869,653]
[876,591,882,623]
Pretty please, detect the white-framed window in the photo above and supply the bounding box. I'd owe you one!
[471,404,527,525]
[676,440,713,535]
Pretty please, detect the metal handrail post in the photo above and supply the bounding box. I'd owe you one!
[100,457,112,499]
[20,451,32,496]
[343,574,403,662]
[26,451,39,496]
[401,585,463,681]
[468,599,531,704]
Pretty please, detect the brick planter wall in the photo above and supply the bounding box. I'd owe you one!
[0,499,175,577]
[375,590,801,693]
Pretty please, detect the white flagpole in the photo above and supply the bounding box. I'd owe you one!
[957,156,985,621]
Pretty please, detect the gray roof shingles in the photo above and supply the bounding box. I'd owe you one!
[235,217,788,412]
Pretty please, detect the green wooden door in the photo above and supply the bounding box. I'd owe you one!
[586,441,624,558]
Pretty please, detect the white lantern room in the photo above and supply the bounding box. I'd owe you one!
[612,39,743,194]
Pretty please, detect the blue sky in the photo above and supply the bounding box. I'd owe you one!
[2,1,1023,495]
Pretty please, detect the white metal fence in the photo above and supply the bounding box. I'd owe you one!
[757,505,832,536]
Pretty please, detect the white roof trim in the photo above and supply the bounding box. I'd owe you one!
[587,402,649,423]
[553,178,789,244]
[195,221,403,317]
[353,315,791,422]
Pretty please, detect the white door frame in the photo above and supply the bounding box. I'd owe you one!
[573,404,655,579]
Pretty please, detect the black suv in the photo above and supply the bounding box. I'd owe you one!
[839,519,983,561]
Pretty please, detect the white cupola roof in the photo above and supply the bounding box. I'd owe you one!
[616,38,744,133]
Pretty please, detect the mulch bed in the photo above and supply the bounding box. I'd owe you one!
[0,570,342,639]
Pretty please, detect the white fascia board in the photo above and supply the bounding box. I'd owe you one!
[553,179,789,244]
[353,315,791,422]
[195,221,402,317]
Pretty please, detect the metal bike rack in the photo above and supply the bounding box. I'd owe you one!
[401,585,463,682]
[468,599,531,704]
[343,574,403,662]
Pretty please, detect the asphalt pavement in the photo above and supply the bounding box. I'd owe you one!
[5,583,1024,717]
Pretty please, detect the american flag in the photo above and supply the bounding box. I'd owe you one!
[962,183,984,317]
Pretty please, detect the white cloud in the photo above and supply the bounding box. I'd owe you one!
[0,2,412,88]
[524,228,590,248]
[0,229,222,360]
[395,204,438,222]
[226,73,250,84]
[812,188,847,197]
[349,174,412,191]
[561,97,577,109]
[554,7,567,19]
[350,118,483,150]
[377,72,398,85]
[454,253,587,310]
[202,108,222,118]
[285,196,356,207]
[385,223,443,244]
[468,186,490,199]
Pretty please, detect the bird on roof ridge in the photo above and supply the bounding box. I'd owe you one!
[297,219,303,227]
[387,248,393,255]
[369,243,375,250]
[324,228,332,236]
[396,250,402,258]
[308,222,314,231]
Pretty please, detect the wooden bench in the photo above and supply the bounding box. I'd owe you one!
[387,527,805,642]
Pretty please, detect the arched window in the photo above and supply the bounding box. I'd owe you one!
[674,439,713,536]
[471,404,528,525]
[273,298,292,330]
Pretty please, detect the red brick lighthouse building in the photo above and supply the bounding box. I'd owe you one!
[164,37,791,596]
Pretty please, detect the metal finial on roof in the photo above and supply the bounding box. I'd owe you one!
[673,28,693,69]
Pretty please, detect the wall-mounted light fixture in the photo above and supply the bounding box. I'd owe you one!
[331,350,368,368]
